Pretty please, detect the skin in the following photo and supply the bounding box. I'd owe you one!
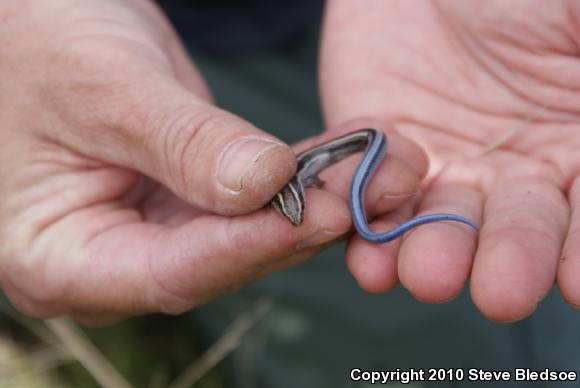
[321,0,580,322]
[0,0,420,324]
[0,0,577,324]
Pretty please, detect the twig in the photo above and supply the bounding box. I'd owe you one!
[480,103,549,155]
[0,337,73,386]
[2,353,74,387]
[45,317,133,388]
[2,308,61,349]
[167,297,273,388]
[29,345,75,371]
[480,83,574,155]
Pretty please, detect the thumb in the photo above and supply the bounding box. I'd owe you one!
[73,82,297,215]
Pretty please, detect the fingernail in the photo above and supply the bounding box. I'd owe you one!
[217,137,285,194]
[297,230,342,249]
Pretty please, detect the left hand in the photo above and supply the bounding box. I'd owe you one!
[318,0,580,322]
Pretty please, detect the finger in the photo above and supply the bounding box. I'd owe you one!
[1,282,63,318]
[296,122,428,216]
[558,176,580,307]
[321,153,420,215]
[334,118,429,178]
[345,203,414,293]
[54,74,296,216]
[398,184,481,303]
[471,178,568,321]
[296,120,429,178]
[65,190,351,315]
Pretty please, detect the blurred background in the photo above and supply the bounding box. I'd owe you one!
[2,1,580,387]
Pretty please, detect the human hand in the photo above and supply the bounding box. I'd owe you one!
[320,0,580,321]
[0,0,353,323]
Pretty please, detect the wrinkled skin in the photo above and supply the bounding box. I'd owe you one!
[321,0,580,321]
[0,0,579,324]
[0,0,356,323]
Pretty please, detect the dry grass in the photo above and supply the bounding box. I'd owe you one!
[0,297,272,388]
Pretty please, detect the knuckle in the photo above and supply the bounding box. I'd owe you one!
[145,223,256,315]
[19,280,63,311]
[562,290,580,309]
[148,105,232,196]
[166,108,219,193]
[145,286,195,315]
[157,298,194,315]
[0,251,66,311]
[4,286,61,318]
[558,269,580,308]
[221,220,277,276]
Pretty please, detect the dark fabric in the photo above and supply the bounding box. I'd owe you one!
[154,0,324,53]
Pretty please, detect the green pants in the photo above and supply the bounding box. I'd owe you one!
[187,29,580,388]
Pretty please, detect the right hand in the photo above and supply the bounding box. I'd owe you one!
[0,0,363,323]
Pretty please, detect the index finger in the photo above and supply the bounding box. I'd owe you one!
[72,190,351,315]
